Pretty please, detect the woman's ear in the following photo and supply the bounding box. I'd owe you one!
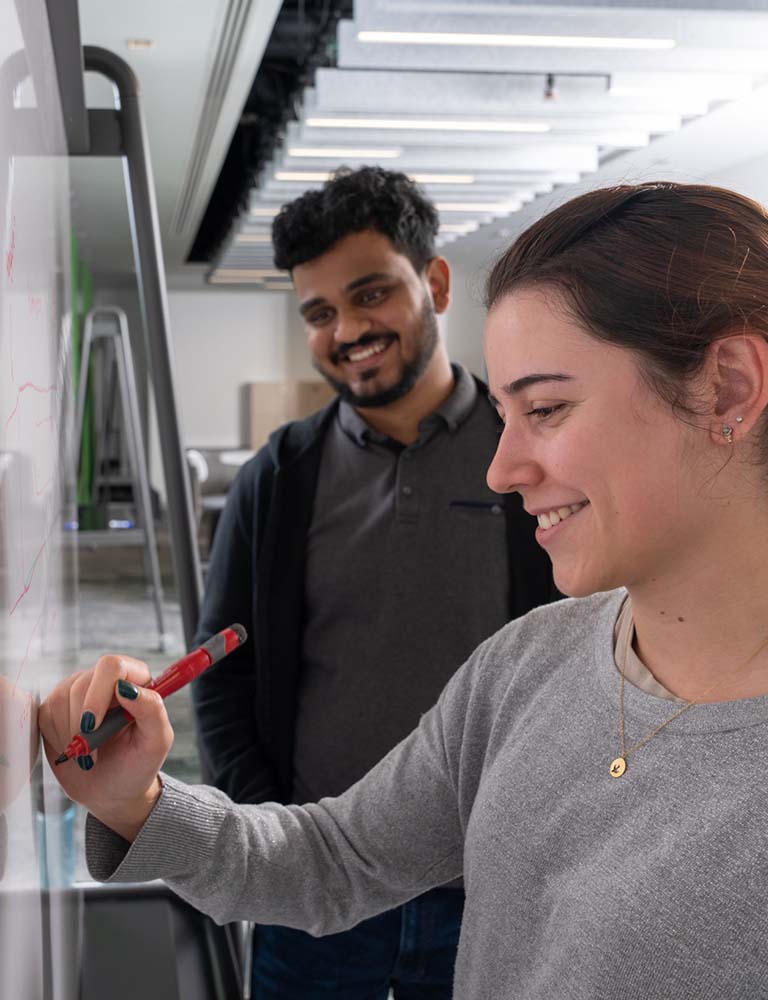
[707,332,768,444]
[425,257,451,314]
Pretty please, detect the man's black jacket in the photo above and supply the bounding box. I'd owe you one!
[192,383,557,805]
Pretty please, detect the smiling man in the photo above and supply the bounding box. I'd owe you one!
[191,166,555,999]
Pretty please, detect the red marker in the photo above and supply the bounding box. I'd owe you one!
[54,624,247,764]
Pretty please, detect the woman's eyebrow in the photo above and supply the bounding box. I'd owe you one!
[488,373,573,407]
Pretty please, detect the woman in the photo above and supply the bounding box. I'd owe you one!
[41,183,768,997]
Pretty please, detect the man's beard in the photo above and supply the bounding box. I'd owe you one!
[315,300,440,409]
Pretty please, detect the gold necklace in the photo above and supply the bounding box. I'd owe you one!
[608,609,767,779]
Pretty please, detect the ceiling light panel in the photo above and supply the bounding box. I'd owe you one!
[337,22,768,76]
[211,0,768,283]
[281,143,600,172]
[308,68,712,117]
[349,6,768,53]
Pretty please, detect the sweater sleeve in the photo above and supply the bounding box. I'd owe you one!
[191,452,280,804]
[85,638,501,936]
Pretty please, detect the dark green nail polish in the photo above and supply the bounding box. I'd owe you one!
[80,711,96,733]
[77,755,94,771]
[117,679,138,700]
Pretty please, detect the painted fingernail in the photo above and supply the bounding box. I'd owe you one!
[80,711,96,733]
[77,755,94,771]
[117,679,138,700]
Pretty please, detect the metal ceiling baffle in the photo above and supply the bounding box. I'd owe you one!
[207,0,767,285]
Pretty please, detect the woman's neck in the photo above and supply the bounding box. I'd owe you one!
[628,534,768,703]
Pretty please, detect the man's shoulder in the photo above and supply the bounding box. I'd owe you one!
[237,398,340,484]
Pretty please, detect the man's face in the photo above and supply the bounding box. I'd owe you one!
[292,230,448,408]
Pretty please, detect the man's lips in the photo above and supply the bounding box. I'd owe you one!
[334,333,397,365]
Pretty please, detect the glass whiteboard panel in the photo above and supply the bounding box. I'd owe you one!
[0,0,79,996]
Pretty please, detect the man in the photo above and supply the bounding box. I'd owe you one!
[192,166,555,998]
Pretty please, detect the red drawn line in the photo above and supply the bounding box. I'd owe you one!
[4,381,57,431]
[35,416,53,428]
[14,606,45,689]
[5,223,15,283]
[9,509,59,616]
[34,471,53,497]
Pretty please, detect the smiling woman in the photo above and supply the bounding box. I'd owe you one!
[40,182,768,1000]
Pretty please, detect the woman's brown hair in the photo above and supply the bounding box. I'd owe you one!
[486,182,768,429]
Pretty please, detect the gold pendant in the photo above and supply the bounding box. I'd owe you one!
[609,757,627,778]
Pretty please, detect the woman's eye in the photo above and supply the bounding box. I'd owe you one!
[526,404,565,422]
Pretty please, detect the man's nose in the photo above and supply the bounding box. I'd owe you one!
[334,309,371,345]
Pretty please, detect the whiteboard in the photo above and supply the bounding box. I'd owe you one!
[0,1,80,997]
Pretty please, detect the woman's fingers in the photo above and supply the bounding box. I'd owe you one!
[114,679,174,757]
[78,655,152,733]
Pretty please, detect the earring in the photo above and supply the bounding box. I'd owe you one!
[722,425,734,443]
[736,416,744,423]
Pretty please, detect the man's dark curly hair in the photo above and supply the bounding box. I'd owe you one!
[271,166,439,273]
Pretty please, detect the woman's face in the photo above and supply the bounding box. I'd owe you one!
[484,288,716,598]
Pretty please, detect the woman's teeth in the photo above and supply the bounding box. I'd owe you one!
[347,341,388,362]
[537,501,589,530]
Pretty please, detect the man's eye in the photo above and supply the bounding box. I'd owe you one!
[309,311,332,325]
[360,289,386,304]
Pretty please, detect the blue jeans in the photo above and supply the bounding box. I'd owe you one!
[251,888,464,999]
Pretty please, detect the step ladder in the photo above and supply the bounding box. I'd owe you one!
[75,306,172,651]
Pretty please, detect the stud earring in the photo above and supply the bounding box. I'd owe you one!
[722,425,734,443]
[736,416,744,423]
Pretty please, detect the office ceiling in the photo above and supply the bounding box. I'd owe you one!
[70,0,281,286]
[70,0,768,288]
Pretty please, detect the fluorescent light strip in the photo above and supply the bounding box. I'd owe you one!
[436,201,521,212]
[412,173,475,184]
[305,117,549,134]
[274,170,476,185]
[357,30,676,50]
[209,275,265,284]
[287,147,403,158]
[275,171,332,182]
[214,269,287,279]
[249,207,281,217]
[440,222,479,233]
[234,234,273,244]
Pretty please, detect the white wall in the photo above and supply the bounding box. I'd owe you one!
[441,257,489,379]
[705,150,768,207]
[166,289,291,446]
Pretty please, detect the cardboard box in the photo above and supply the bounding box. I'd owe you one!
[245,380,337,448]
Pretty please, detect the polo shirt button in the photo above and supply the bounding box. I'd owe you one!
[402,485,413,496]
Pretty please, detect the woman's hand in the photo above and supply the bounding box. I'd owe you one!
[39,655,174,841]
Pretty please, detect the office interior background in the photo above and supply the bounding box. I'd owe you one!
[3,0,768,995]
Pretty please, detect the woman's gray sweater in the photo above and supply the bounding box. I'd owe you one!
[87,590,768,998]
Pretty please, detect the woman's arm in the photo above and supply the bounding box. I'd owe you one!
[39,640,491,935]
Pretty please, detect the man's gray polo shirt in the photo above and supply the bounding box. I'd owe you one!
[293,365,511,805]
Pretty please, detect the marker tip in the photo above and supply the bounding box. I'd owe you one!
[54,753,67,765]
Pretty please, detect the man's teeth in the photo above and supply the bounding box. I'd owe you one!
[537,502,588,530]
[347,341,388,362]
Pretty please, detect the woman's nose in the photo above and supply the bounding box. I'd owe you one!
[486,426,541,496]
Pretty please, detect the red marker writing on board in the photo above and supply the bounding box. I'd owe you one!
[54,624,247,764]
